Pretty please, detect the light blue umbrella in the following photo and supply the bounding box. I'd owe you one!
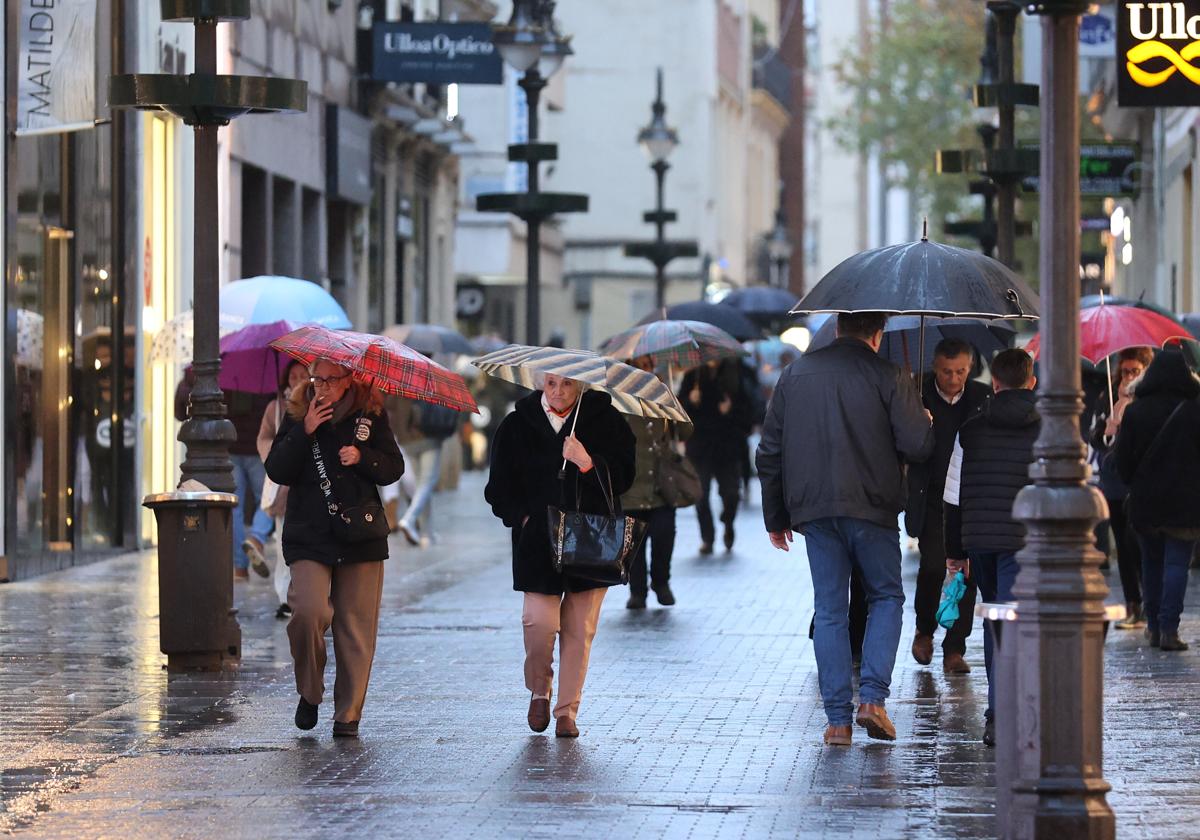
[218,275,352,331]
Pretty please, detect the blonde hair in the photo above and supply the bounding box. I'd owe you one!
[285,360,385,421]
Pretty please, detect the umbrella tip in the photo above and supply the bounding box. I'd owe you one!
[921,217,928,241]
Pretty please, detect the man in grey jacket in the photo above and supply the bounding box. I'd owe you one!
[756,311,934,746]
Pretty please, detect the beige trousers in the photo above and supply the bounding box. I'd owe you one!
[288,560,385,723]
[522,589,607,722]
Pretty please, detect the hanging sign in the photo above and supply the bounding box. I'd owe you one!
[17,0,97,135]
[372,23,502,85]
[1118,1,1200,106]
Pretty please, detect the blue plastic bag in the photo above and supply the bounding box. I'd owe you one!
[936,571,967,629]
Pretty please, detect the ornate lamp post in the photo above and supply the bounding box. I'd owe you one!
[624,69,698,309]
[1010,2,1115,836]
[477,0,588,345]
[765,204,793,289]
[109,0,306,670]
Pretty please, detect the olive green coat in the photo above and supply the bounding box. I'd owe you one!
[622,417,693,511]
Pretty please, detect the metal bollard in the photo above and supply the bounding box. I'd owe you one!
[981,601,1125,838]
[143,491,242,672]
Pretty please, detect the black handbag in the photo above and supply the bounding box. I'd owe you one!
[656,426,703,508]
[547,464,647,586]
[311,433,390,544]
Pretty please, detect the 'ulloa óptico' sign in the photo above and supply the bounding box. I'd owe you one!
[1118,1,1200,106]
[373,22,502,85]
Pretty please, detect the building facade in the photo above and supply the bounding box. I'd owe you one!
[455,0,793,350]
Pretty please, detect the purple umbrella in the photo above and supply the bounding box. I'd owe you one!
[216,320,302,393]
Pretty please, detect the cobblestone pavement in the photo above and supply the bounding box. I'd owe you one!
[2,473,1198,838]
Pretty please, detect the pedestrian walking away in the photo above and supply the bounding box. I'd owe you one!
[265,359,405,737]
[1116,348,1200,652]
[943,348,1040,748]
[485,374,636,738]
[176,370,274,579]
[906,338,989,675]
[621,354,695,610]
[386,389,459,547]
[680,358,751,554]
[256,359,311,618]
[756,312,934,746]
[1089,348,1152,630]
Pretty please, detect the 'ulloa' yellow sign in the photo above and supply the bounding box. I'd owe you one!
[1120,2,1200,105]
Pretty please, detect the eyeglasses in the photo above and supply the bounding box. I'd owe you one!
[310,374,349,387]
[1118,367,1143,379]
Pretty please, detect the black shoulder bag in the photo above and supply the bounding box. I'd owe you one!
[311,423,390,544]
[547,464,647,586]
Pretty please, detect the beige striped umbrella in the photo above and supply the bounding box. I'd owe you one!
[471,344,690,423]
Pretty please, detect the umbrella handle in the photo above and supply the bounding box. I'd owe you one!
[558,389,586,480]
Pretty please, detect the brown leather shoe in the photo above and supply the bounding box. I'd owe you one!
[823,724,852,746]
[555,716,579,738]
[943,652,971,674]
[527,696,550,733]
[911,633,933,665]
[856,703,897,741]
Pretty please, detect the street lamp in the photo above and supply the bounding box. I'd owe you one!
[765,204,793,289]
[1008,2,1115,837]
[625,68,697,310]
[477,0,588,345]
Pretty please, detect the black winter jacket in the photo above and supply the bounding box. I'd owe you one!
[904,376,990,538]
[756,338,935,532]
[265,401,405,566]
[485,390,637,595]
[945,388,1040,557]
[1116,349,1200,533]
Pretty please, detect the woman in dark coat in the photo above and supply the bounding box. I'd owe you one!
[1089,347,1152,629]
[1115,348,1200,651]
[485,373,636,738]
[266,358,405,736]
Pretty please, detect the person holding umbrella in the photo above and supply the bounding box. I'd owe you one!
[757,312,934,745]
[1088,347,1152,629]
[265,359,405,736]
[484,372,636,738]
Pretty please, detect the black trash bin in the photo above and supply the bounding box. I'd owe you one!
[143,491,242,671]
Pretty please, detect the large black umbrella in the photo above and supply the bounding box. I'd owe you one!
[809,316,1017,372]
[792,233,1039,392]
[383,323,474,356]
[719,286,798,324]
[792,235,1041,320]
[638,301,760,342]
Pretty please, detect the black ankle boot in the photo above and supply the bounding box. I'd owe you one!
[295,697,319,731]
[1160,632,1189,651]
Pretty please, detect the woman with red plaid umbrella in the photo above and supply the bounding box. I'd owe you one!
[265,358,405,737]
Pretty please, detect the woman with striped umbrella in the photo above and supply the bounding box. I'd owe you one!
[476,344,688,737]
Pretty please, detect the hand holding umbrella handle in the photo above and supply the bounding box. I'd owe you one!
[558,391,585,480]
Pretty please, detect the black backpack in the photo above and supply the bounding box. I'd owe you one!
[416,402,462,441]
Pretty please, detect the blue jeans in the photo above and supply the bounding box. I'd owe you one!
[400,438,443,533]
[232,453,274,571]
[969,550,1020,720]
[1135,532,1195,635]
[803,517,905,726]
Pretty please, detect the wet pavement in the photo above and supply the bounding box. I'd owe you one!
[2,472,1198,838]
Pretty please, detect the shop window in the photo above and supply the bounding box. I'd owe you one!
[301,188,322,282]
[272,176,297,276]
[241,164,268,278]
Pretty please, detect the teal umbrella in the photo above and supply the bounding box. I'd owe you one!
[937,571,968,630]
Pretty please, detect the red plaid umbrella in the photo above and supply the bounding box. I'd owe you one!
[270,325,478,413]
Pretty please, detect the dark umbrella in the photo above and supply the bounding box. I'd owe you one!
[469,333,510,355]
[638,301,760,342]
[792,230,1040,391]
[809,316,1016,372]
[383,323,474,356]
[719,286,798,324]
